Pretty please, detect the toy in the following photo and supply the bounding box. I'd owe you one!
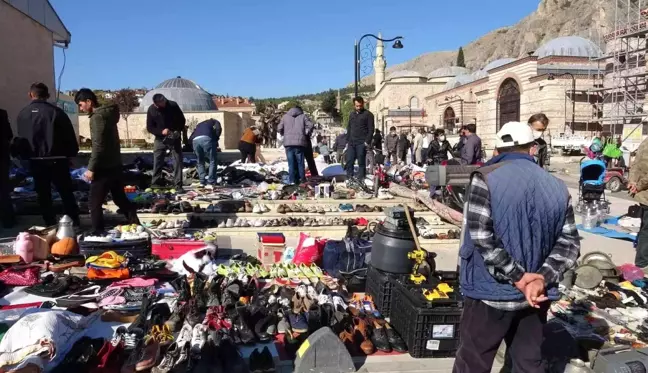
[14,232,34,263]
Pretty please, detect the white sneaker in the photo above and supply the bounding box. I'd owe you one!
[378,188,394,200]
[190,324,206,355]
[254,219,265,227]
[242,219,250,227]
[176,323,193,347]
[262,204,270,213]
[217,220,226,228]
[333,296,347,310]
[234,218,243,227]
[205,184,214,190]
[225,218,235,228]
[253,205,262,214]
[296,285,307,298]
[307,286,318,300]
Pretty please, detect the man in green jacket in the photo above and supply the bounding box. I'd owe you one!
[75,89,139,233]
[629,137,648,272]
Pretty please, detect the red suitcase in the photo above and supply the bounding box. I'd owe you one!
[152,239,212,260]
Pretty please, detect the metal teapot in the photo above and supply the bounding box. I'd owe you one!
[56,215,75,240]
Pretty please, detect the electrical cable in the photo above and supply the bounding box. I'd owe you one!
[56,47,67,102]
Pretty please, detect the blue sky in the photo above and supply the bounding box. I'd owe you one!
[52,0,538,98]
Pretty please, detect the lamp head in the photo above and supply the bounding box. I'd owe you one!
[392,40,404,49]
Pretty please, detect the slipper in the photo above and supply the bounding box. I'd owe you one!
[299,264,316,279]
[255,265,269,278]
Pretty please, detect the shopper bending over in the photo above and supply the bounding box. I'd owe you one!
[453,121,579,373]
[278,105,314,184]
[189,118,221,187]
[238,126,261,163]
[75,89,140,233]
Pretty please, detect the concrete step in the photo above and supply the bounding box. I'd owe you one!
[108,197,427,208]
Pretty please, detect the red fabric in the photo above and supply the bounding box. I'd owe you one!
[0,266,40,286]
[292,233,326,265]
[0,302,43,310]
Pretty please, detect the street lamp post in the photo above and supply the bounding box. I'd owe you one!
[354,34,404,97]
[548,73,576,133]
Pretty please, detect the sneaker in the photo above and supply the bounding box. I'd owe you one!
[253,205,262,214]
[176,323,193,347]
[377,188,394,200]
[217,220,226,228]
[190,324,207,355]
[225,218,235,228]
[277,310,291,334]
[152,342,179,373]
[173,341,191,370]
[260,346,275,372]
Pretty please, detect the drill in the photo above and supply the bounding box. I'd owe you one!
[408,248,428,285]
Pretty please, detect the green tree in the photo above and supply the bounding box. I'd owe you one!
[111,88,140,147]
[283,100,302,110]
[457,47,466,68]
[320,90,337,115]
[340,99,354,128]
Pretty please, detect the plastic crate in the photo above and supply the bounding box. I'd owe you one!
[365,265,405,317]
[390,277,463,358]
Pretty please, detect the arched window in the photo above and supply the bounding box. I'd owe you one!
[497,78,520,130]
[409,96,419,109]
[443,107,456,131]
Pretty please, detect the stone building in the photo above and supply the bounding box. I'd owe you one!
[370,36,606,150]
[79,77,251,149]
[0,0,71,132]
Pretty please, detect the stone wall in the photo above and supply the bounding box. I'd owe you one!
[0,1,56,133]
[79,111,247,150]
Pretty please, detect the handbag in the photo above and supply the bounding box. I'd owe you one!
[322,225,371,277]
[602,142,622,159]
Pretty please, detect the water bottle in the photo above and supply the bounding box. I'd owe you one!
[583,207,598,229]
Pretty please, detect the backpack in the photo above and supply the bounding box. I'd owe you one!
[322,225,371,277]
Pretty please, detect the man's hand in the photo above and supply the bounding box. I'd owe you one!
[524,279,549,308]
[84,170,94,182]
[513,273,544,293]
[162,128,170,136]
[629,182,639,195]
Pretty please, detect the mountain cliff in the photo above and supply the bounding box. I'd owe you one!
[362,0,625,84]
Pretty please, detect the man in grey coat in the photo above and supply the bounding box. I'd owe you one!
[460,123,483,165]
[278,106,314,184]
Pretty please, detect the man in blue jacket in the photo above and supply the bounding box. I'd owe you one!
[189,118,222,187]
[453,121,580,373]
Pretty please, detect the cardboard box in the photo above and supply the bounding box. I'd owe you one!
[257,243,285,265]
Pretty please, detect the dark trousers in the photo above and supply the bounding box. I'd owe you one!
[323,155,331,164]
[193,137,217,184]
[31,159,79,226]
[238,141,256,163]
[0,154,15,227]
[635,204,648,267]
[399,149,407,163]
[90,167,139,232]
[336,150,344,165]
[285,146,305,184]
[152,139,183,188]
[453,297,548,373]
[387,151,397,165]
[304,142,319,177]
[345,143,367,180]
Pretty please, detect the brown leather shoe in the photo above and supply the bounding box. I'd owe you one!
[339,325,357,353]
[292,294,305,313]
[353,317,375,355]
[135,337,160,371]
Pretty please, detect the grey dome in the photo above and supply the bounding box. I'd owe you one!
[443,75,475,91]
[471,58,516,79]
[427,66,471,79]
[535,36,602,58]
[387,70,423,80]
[138,76,217,112]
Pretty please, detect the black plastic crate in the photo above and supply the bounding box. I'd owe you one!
[365,265,406,317]
[390,277,463,358]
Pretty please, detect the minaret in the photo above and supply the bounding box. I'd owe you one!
[374,32,386,95]
[336,89,341,110]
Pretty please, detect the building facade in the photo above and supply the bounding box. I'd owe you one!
[0,0,70,132]
[370,36,608,150]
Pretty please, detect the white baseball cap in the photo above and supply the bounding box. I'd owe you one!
[495,121,535,148]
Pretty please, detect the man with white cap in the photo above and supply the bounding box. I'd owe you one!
[454,121,580,373]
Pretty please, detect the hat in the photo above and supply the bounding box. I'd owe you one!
[495,121,535,149]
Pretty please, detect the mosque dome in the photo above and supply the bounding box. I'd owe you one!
[427,66,471,79]
[387,70,423,80]
[138,76,217,112]
[442,75,475,91]
[471,58,516,79]
[534,36,603,58]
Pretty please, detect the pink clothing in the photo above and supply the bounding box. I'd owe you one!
[108,277,157,289]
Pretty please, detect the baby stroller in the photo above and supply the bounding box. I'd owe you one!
[579,158,607,205]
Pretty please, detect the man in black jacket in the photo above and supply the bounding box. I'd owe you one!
[146,94,186,190]
[346,96,374,180]
[0,108,15,228]
[75,89,139,233]
[15,83,80,226]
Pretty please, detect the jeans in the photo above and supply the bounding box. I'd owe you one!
[152,139,183,188]
[285,146,305,184]
[345,143,367,180]
[193,137,217,184]
[453,298,548,373]
[635,204,648,267]
[90,167,139,232]
[31,159,80,226]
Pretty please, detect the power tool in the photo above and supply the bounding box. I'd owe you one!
[408,248,428,285]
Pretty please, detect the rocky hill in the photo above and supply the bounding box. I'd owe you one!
[362,0,626,84]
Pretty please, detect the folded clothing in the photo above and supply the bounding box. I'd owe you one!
[87,267,130,280]
[85,251,126,269]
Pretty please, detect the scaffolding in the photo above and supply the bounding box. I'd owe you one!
[587,0,648,142]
